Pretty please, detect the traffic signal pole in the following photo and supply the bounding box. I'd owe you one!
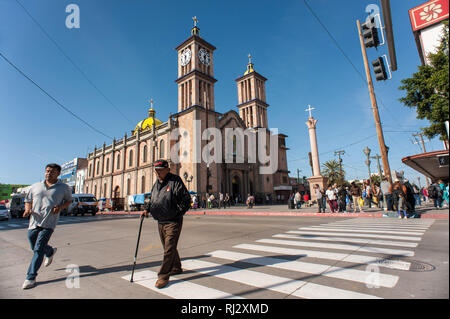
[356,19,392,185]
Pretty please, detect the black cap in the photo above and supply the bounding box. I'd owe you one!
[154,159,169,169]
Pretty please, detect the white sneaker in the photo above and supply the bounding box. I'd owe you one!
[398,215,402,219]
[44,248,57,267]
[22,279,36,289]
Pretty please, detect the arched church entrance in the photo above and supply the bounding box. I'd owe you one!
[112,186,124,211]
[231,175,241,203]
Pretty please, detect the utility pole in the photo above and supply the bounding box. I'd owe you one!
[334,150,345,183]
[297,169,301,184]
[357,19,392,185]
[412,132,431,187]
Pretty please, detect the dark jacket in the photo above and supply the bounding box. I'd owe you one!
[144,173,191,223]
[350,185,361,197]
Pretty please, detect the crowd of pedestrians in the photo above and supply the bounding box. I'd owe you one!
[310,178,449,218]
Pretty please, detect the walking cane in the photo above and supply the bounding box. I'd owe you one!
[130,214,145,283]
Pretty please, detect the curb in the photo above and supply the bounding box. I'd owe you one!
[98,210,448,219]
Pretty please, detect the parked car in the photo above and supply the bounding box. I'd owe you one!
[10,193,25,218]
[0,204,10,221]
[67,194,99,216]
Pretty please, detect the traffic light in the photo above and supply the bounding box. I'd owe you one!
[362,17,379,48]
[372,57,388,81]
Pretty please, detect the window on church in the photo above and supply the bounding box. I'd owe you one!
[89,164,92,177]
[127,179,131,196]
[160,140,165,158]
[129,150,133,167]
[94,185,97,198]
[96,162,99,175]
[106,158,109,173]
[232,136,237,156]
[141,176,145,193]
[143,145,147,163]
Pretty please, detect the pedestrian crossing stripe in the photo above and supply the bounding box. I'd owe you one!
[272,233,419,248]
[7,223,22,227]
[122,270,243,299]
[121,218,435,298]
[287,230,422,241]
[297,227,425,236]
[181,259,380,299]
[256,238,415,256]
[234,243,411,270]
[207,250,399,288]
[316,224,431,230]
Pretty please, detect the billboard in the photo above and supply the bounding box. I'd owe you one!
[409,0,449,32]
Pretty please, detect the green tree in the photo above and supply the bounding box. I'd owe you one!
[322,160,345,185]
[399,21,449,140]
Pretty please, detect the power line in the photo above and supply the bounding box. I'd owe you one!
[288,133,377,163]
[303,0,367,83]
[0,51,113,140]
[14,0,133,125]
[302,0,417,132]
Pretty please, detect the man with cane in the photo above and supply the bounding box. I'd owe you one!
[139,159,191,289]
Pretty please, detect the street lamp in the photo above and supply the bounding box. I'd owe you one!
[183,172,193,190]
[363,146,372,183]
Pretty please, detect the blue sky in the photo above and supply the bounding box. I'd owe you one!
[0,0,445,186]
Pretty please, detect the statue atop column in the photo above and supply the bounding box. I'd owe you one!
[305,105,328,203]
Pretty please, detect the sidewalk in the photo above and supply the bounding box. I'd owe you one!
[99,202,448,219]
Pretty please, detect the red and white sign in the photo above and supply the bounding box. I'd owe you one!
[409,0,449,32]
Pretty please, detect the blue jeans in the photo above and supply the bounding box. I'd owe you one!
[433,198,443,208]
[27,227,54,280]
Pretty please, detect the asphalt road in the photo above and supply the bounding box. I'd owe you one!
[0,214,448,300]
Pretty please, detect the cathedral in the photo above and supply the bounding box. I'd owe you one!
[84,20,291,208]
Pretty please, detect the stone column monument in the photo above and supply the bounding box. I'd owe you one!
[305,105,328,202]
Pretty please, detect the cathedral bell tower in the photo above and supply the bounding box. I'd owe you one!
[175,17,217,113]
[235,54,269,128]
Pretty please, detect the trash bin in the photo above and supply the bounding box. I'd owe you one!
[288,199,295,209]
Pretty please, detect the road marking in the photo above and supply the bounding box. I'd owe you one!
[312,224,429,231]
[234,244,411,270]
[208,250,399,288]
[182,259,381,299]
[287,230,422,241]
[257,238,415,256]
[7,223,22,227]
[298,227,425,236]
[122,270,243,299]
[273,234,418,248]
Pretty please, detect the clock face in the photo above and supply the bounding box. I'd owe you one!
[180,48,191,66]
[198,48,211,66]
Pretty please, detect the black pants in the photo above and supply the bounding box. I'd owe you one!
[157,219,183,280]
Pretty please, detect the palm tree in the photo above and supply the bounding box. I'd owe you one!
[322,160,345,185]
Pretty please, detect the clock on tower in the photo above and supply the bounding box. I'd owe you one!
[175,17,217,112]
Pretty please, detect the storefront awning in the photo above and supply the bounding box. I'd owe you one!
[402,150,449,181]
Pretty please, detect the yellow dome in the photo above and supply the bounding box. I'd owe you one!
[132,108,163,135]
[244,65,254,75]
[244,54,254,75]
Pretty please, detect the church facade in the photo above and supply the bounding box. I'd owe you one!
[84,22,291,207]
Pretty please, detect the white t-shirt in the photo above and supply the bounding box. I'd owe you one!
[326,189,336,201]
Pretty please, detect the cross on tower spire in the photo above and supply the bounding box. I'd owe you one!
[191,16,200,35]
[305,104,315,118]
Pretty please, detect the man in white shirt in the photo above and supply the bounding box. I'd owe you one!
[325,185,338,213]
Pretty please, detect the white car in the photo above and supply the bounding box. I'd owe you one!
[0,204,10,221]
